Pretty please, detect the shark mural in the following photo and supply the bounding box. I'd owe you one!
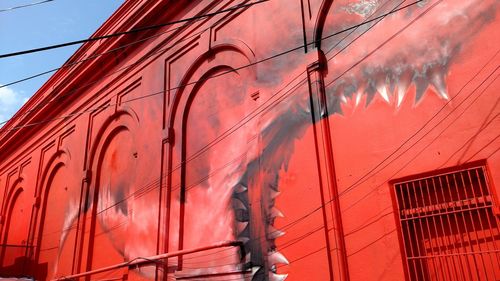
[1,0,498,280]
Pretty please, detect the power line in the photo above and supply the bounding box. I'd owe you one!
[341,65,500,214]
[264,64,500,258]
[142,0,446,223]
[337,64,500,208]
[0,0,54,13]
[7,0,496,276]
[7,0,432,243]
[0,0,425,129]
[0,0,265,90]
[441,109,500,168]
[324,0,399,56]
[325,0,442,87]
[23,1,454,257]
[0,1,277,127]
[0,23,193,90]
[17,0,464,258]
[31,72,309,241]
[0,0,269,59]
[35,65,499,271]
[0,26,211,128]
[274,78,500,262]
[1,0,425,91]
[81,59,500,279]
[217,3,499,257]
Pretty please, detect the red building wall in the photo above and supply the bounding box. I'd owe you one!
[0,0,499,280]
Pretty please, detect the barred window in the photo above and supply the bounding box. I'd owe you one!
[392,164,500,281]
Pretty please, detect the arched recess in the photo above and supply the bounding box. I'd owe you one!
[32,150,72,280]
[164,43,256,272]
[84,109,139,277]
[0,178,30,269]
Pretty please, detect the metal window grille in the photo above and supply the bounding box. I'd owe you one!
[393,165,500,281]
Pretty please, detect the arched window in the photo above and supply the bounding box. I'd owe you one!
[36,163,73,280]
[0,182,30,274]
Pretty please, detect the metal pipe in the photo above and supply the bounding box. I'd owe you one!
[53,240,242,280]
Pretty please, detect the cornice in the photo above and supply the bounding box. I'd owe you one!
[0,0,188,156]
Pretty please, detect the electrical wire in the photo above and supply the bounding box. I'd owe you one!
[97,62,500,275]
[0,0,263,90]
[0,26,211,128]
[216,49,500,266]
[451,98,500,165]
[0,23,196,90]
[463,133,500,164]
[185,0,452,253]
[24,0,458,252]
[31,72,308,241]
[324,0,401,56]
[15,0,496,268]
[322,0,493,204]
[0,0,54,13]
[270,60,500,242]
[339,65,500,213]
[325,0,442,88]
[51,83,500,272]
[0,0,269,59]
[0,0,425,128]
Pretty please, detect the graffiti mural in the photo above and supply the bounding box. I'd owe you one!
[0,0,499,280]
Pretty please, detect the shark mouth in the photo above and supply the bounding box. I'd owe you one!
[231,0,499,280]
[323,0,498,113]
[56,1,498,280]
[232,167,290,281]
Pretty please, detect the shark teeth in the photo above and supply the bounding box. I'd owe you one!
[430,72,449,100]
[268,250,289,266]
[237,221,249,234]
[355,91,363,108]
[232,198,247,211]
[340,94,348,104]
[269,272,289,281]
[269,207,284,219]
[396,69,413,108]
[377,84,390,103]
[329,57,452,110]
[269,189,281,200]
[234,183,248,193]
[267,225,285,240]
[251,266,263,279]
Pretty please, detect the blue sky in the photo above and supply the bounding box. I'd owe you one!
[0,0,124,124]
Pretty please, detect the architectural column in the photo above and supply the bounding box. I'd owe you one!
[307,49,350,281]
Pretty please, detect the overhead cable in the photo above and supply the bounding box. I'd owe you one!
[0,0,426,127]
[0,0,269,59]
[0,0,54,13]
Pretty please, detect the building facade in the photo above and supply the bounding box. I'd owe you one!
[0,0,499,280]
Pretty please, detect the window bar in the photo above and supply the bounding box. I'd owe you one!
[395,183,416,281]
[422,178,452,280]
[440,174,473,280]
[415,180,442,279]
[458,170,490,279]
[402,182,426,280]
[430,176,462,281]
[480,167,500,227]
[410,181,432,280]
[398,183,417,281]
[465,168,498,279]
[449,173,481,280]
[471,168,500,277]
[476,168,500,257]
[395,165,500,281]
